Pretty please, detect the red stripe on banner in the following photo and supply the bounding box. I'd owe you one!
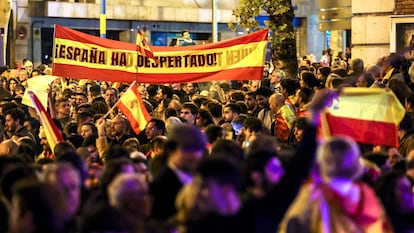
[55,25,268,51]
[325,113,399,147]
[53,63,264,84]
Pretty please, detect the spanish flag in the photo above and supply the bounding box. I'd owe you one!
[320,88,405,147]
[116,82,151,134]
[136,29,158,63]
[28,91,64,151]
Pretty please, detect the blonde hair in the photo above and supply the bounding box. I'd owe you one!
[317,136,363,181]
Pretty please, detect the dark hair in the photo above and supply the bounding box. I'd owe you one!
[204,125,223,144]
[148,118,166,135]
[280,79,299,96]
[182,102,199,116]
[244,150,278,186]
[105,144,130,162]
[197,109,214,128]
[235,101,248,114]
[12,179,67,233]
[5,108,25,126]
[56,151,87,184]
[160,85,173,99]
[100,158,134,193]
[80,204,132,233]
[298,87,315,105]
[243,116,263,133]
[224,103,241,114]
[374,171,407,214]
[196,158,241,189]
[1,165,37,202]
[55,98,69,108]
[206,101,222,118]
[210,139,244,166]
[181,29,190,36]
[53,141,76,158]
[82,134,98,148]
[255,87,273,98]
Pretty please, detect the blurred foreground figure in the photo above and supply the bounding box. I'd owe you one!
[280,136,393,233]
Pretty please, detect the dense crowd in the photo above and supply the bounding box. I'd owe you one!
[0,50,414,233]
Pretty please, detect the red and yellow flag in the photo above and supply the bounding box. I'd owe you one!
[28,91,64,151]
[320,88,405,147]
[53,25,268,84]
[116,82,151,134]
[136,29,158,63]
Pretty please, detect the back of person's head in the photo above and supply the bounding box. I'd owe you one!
[10,179,67,233]
[244,150,282,187]
[351,58,364,73]
[196,158,241,190]
[280,79,299,96]
[160,85,174,99]
[374,171,410,214]
[80,204,132,233]
[1,165,37,202]
[54,141,76,158]
[210,139,244,166]
[317,136,363,181]
[255,86,273,98]
[100,157,134,194]
[399,114,413,131]
[56,151,87,184]
[243,116,263,133]
[147,84,158,97]
[204,125,224,144]
[165,116,183,135]
[108,173,149,218]
[165,125,207,154]
[206,101,222,118]
[105,144,131,162]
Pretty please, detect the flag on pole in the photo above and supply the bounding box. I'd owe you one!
[136,29,158,63]
[116,82,151,134]
[320,88,405,147]
[28,91,64,151]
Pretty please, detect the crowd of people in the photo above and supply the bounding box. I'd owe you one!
[0,50,414,233]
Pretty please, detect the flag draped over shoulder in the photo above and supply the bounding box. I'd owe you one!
[28,91,64,151]
[53,25,268,84]
[116,82,151,134]
[320,88,405,147]
[136,29,157,63]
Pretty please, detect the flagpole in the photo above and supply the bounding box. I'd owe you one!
[135,27,139,86]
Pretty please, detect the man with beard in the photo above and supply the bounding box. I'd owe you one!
[255,87,274,131]
[245,91,260,117]
[4,108,35,142]
[139,119,166,155]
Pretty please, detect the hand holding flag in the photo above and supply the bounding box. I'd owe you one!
[115,81,151,134]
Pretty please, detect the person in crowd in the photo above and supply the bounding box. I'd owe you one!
[140,118,166,155]
[4,108,35,142]
[180,102,199,126]
[175,158,243,233]
[196,109,214,131]
[150,125,207,222]
[108,173,151,233]
[55,98,73,129]
[255,87,274,130]
[294,87,314,117]
[43,163,82,233]
[181,29,196,46]
[207,101,224,125]
[269,69,285,93]
[356,72,375,88]
[375,171,414,233]
[280,136,393,233]
[8,179,68,233]
[269,93,297,143]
